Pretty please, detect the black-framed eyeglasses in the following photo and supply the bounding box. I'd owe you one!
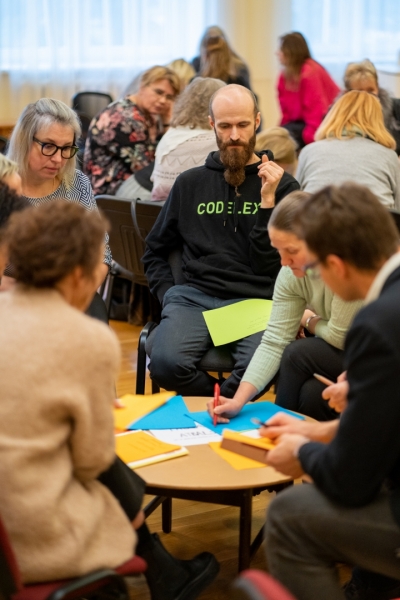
[302,259,321,279]
[33,136,79,159]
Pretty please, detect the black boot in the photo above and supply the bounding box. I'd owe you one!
[139,533,219,600]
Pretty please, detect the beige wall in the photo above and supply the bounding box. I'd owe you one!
[214,0,292,129]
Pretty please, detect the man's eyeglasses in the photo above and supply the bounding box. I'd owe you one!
[33,137,79,159]
[302,259,321,279]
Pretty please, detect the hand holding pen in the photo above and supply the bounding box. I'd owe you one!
[314,371,349,414]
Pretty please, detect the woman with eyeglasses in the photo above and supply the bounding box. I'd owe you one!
[207,191,363,422]
[83,65,180,198]
[6,98,111,288]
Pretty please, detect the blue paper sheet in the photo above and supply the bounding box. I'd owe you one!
[189,401,305,434]
[128,395,196,430]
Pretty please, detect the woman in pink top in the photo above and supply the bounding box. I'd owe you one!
[277,32,340,148]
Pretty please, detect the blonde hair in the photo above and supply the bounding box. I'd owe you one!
[166,59,196,92]
[7,98,81,184]
[256,127,298,164]
[315,90,396,149]
[0,154,19,180]
[170,77,225,129]
[139,66,181,97]
[344,59,378,91]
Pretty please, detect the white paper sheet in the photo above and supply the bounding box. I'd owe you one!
[149,423,222,446]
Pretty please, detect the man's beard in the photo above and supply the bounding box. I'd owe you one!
[217,131,257,189]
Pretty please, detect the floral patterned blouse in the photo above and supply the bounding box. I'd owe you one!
[83,97,157,196]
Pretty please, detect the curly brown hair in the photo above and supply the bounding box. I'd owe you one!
[6,200,109,287]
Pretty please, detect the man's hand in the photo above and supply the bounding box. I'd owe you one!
[206,395,244,423]
[322,371,348,413]
[262,412,339,444]
[257,154,284,208]
[266,433,308,478]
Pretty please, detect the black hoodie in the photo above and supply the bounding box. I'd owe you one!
[143,150,300,303]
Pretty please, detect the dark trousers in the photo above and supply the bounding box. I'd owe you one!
[275,337,344,421]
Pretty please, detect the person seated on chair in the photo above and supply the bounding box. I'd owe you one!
[208,191,362,422]
[0,201,219,600]
[150,76,226,201]
[142,84,299,398]
[261,183,400,600]
[6,98,112,280]
[84,65,181,198]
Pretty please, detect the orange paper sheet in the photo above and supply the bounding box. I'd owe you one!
[114,392,173,431]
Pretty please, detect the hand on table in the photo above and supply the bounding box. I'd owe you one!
[206,395,244,424]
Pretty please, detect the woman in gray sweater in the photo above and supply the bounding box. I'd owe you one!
[296,90,400,210]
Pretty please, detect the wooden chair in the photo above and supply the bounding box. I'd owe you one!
[0,512,146,600]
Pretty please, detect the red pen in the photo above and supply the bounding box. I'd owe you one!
[213,383,220,427]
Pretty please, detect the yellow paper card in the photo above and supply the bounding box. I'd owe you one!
[116,430,182,463]
[222,429,276,450]
[209,441,266,470]
[114,392,173,431]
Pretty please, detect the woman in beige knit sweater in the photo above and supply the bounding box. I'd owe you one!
[208,191,363,422]
[0,201,218,600]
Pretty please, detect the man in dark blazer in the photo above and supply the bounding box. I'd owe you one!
[260,183,400,600]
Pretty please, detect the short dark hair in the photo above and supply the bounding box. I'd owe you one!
[293,183,399,270]
[6,200,108,287]
[0,182,30,244]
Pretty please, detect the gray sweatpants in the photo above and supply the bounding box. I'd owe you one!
[265,483,400,600]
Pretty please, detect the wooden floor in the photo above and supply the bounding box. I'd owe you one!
[109,319,350,599]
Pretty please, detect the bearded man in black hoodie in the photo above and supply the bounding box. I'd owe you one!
[142,84,299,398]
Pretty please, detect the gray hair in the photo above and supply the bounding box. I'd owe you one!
[7,98,81,184]
[170,77,226,129]
[0,154,19,180]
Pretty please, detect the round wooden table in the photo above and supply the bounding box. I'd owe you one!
[139,397,294,571]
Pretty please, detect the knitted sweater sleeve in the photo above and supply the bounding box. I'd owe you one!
[314,293,362,350]
[241,268,307,392]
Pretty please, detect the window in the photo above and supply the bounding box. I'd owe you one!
[0,0,217,122]
[292,0,400,80]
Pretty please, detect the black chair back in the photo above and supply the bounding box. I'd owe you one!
[389,209,400,235]
[96,196,148,286]
[72,91,113,121]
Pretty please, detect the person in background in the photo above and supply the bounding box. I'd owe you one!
[5,99,111,308]
[198,33,250,88]
[296,90,400,210]
[143,85,299,399]
[0,182,29,277]
[277,31,340,148]
[149,77,225,201]
[262,183,400,600]
[208,191,362,423]
[0,200,219,600]
[166,58,196,92]
[344,58,400,155]
[84,66,180,197]
[192,25,252,89]
[255,127,298,176]
[0,154,22,195]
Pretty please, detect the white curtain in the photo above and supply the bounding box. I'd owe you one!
[292,0,400,82]
[0,0,218,123]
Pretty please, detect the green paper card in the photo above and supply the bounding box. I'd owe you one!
[202,299,273,346]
